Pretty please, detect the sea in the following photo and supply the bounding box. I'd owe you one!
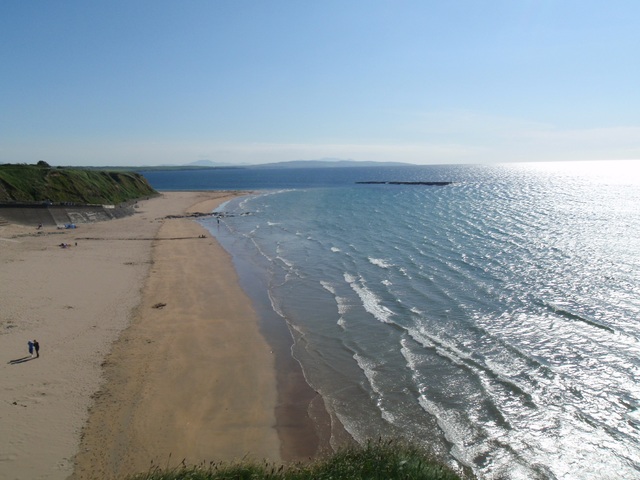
[142,161,640,479]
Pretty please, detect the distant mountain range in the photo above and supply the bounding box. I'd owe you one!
[182,158,412,169]
[23,159,415,172]
[252,159,412,168]
[184,159,238,167]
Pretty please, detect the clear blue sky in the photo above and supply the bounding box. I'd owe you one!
[1,0,639,166]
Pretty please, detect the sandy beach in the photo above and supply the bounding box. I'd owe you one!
[0,192,299,480]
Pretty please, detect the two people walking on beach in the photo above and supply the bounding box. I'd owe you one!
[28,339,40,358]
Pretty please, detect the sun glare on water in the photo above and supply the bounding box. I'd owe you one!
[518,159,640,185]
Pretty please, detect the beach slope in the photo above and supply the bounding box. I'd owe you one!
[0,192,279,480]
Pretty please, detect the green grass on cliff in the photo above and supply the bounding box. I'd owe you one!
[0,163,157,204]
[129,440,470,480]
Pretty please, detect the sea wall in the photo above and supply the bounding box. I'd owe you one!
[0,203,136,226]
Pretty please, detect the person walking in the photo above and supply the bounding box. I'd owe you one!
[33,340,40,358]
[28,340,34,357]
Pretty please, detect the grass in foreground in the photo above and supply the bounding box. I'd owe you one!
[129,439,469,480]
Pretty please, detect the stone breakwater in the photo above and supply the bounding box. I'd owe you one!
[355,181,453,186]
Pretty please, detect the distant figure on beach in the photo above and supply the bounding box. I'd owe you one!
[28,340,34,357]
[33,340,40,358]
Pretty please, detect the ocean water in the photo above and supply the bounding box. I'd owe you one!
[145,161,640,479]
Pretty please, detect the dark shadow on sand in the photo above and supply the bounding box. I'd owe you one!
[8,356,36,365]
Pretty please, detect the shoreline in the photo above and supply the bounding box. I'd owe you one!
[0,191,330,480]
[204,214,352,461]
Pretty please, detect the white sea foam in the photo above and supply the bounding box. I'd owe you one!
[354,353,396,424]
[402,336,488,470]
[250,236,273,263]
[277,255,294,269]
[336,297,351,316]
[344,272,357,284]
[331,246,341,253]
[345,273,394,324]
[266,288,286,320]
[417,394,483,471]
[407,326,465,366]
[320,281,336,295]
[400,338,420,371]
[368,257,394,269]
[322,280,351,327]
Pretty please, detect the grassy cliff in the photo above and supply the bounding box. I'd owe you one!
[0,163,157,204]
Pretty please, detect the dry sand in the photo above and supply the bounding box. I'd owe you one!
[0,191,282,480]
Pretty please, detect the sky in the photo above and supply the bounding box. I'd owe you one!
[1,1,639,167]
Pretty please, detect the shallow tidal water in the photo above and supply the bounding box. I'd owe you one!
[147,161,640,479]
